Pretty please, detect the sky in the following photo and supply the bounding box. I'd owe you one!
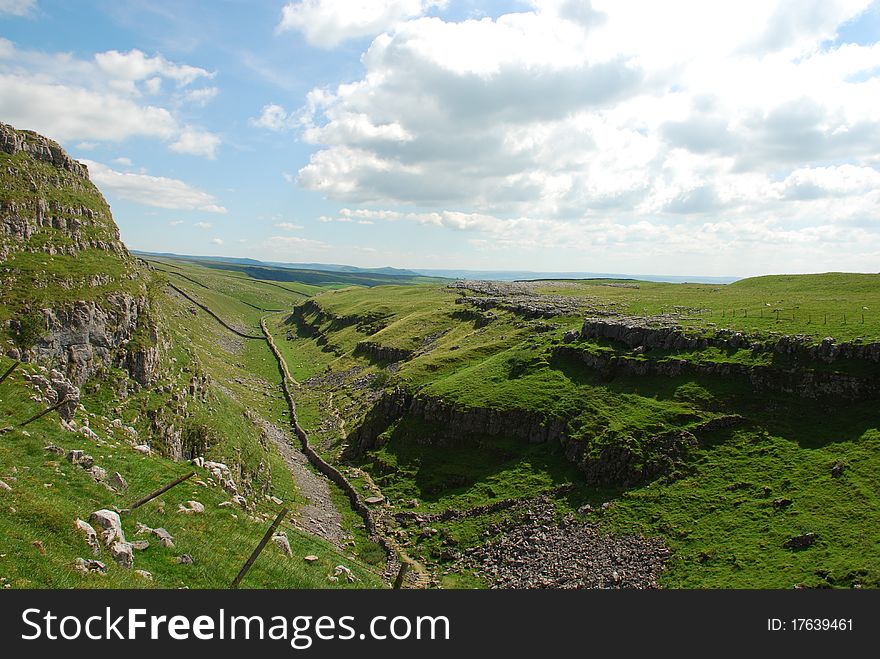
[1,0,880,277]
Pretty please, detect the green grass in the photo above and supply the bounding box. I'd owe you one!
[537,273,880,342]
[270,274,880,588]
[0,358,384,589]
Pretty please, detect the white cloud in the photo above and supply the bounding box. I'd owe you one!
[0,42,220,157]
[194,221,213,229]
[168,220,184,226]
[170,126,220,159]
[93,49,213,89]
[76,141,98,151]
[250,104,296,131]
[211,237,224,245]
[81,160,227,213]
[275,222,305,230]
[0,0,35,16]
[184,86,218,106]
[289,0,880,268]
[112,156,133,166]
[278,0,447,48]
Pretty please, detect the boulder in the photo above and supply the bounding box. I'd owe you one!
[152,528,175,548]
[89,509,125,546]
[110,541,133,568]
[109,472,128,491]
[88,466,107,482]
[272,532,293,557]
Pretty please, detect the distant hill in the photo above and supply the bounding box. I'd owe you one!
[133,252,421,278]
[133,252,736,284]
[136,252,442,288]
[411,268,739,284]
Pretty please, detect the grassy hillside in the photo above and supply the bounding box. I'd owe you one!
[141,253,444,289]
[0,355,384,589]
[536,273,880,342]
[273,273,880,589]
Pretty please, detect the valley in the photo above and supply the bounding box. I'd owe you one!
[2,121,879,590]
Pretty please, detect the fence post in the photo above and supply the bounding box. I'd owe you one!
[231,507,289,589]
[0,361,19,385]
[18,397,70,428]
[124,471,196,512]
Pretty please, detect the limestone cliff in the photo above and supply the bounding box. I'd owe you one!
[1,121,162,386]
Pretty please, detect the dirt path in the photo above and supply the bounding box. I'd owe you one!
[255,417,345,545]
[261,317,431,588]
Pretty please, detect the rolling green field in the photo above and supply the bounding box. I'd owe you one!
[269,271,880,589]
[537,273,880,342]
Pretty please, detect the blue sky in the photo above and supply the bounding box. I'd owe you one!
[2,0,880,276]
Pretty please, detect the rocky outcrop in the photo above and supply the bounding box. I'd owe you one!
[21,294,160,385]
[1,122,88,177]
[553,345,880,400]
[579,317,880,365]
[345,388,698,487]
[345,388,569,458]
[353,341,413,364]
[1,121,162,387]
[1,122,128,259]
[286,299,388,336]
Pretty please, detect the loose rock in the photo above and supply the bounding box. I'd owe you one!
[73,519,101,556]
[89,509,125,546]
[272,532,293,557]
[110,541,133,568]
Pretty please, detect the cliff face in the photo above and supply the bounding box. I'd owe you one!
[343,388,699,488]
[1,121,161,386]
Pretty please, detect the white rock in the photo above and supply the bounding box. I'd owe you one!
[0,480,11,493]
[132,444,151,455]
[177,500,205,515]
[333,565,357,583]
[74,558,107,574]
[272,533,293,557]
[135,569,153,581]
[78,426,101,442]
[73,519,101,556]
[110,541,133,569]
[89,509,125,546]
[109,472,128,491]
[152,528,175,548]
[88,466,107,482]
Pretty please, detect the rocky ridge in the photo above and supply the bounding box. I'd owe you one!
[1,121,162,386]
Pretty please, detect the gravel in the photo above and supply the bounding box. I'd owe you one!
[462,497,669,589]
